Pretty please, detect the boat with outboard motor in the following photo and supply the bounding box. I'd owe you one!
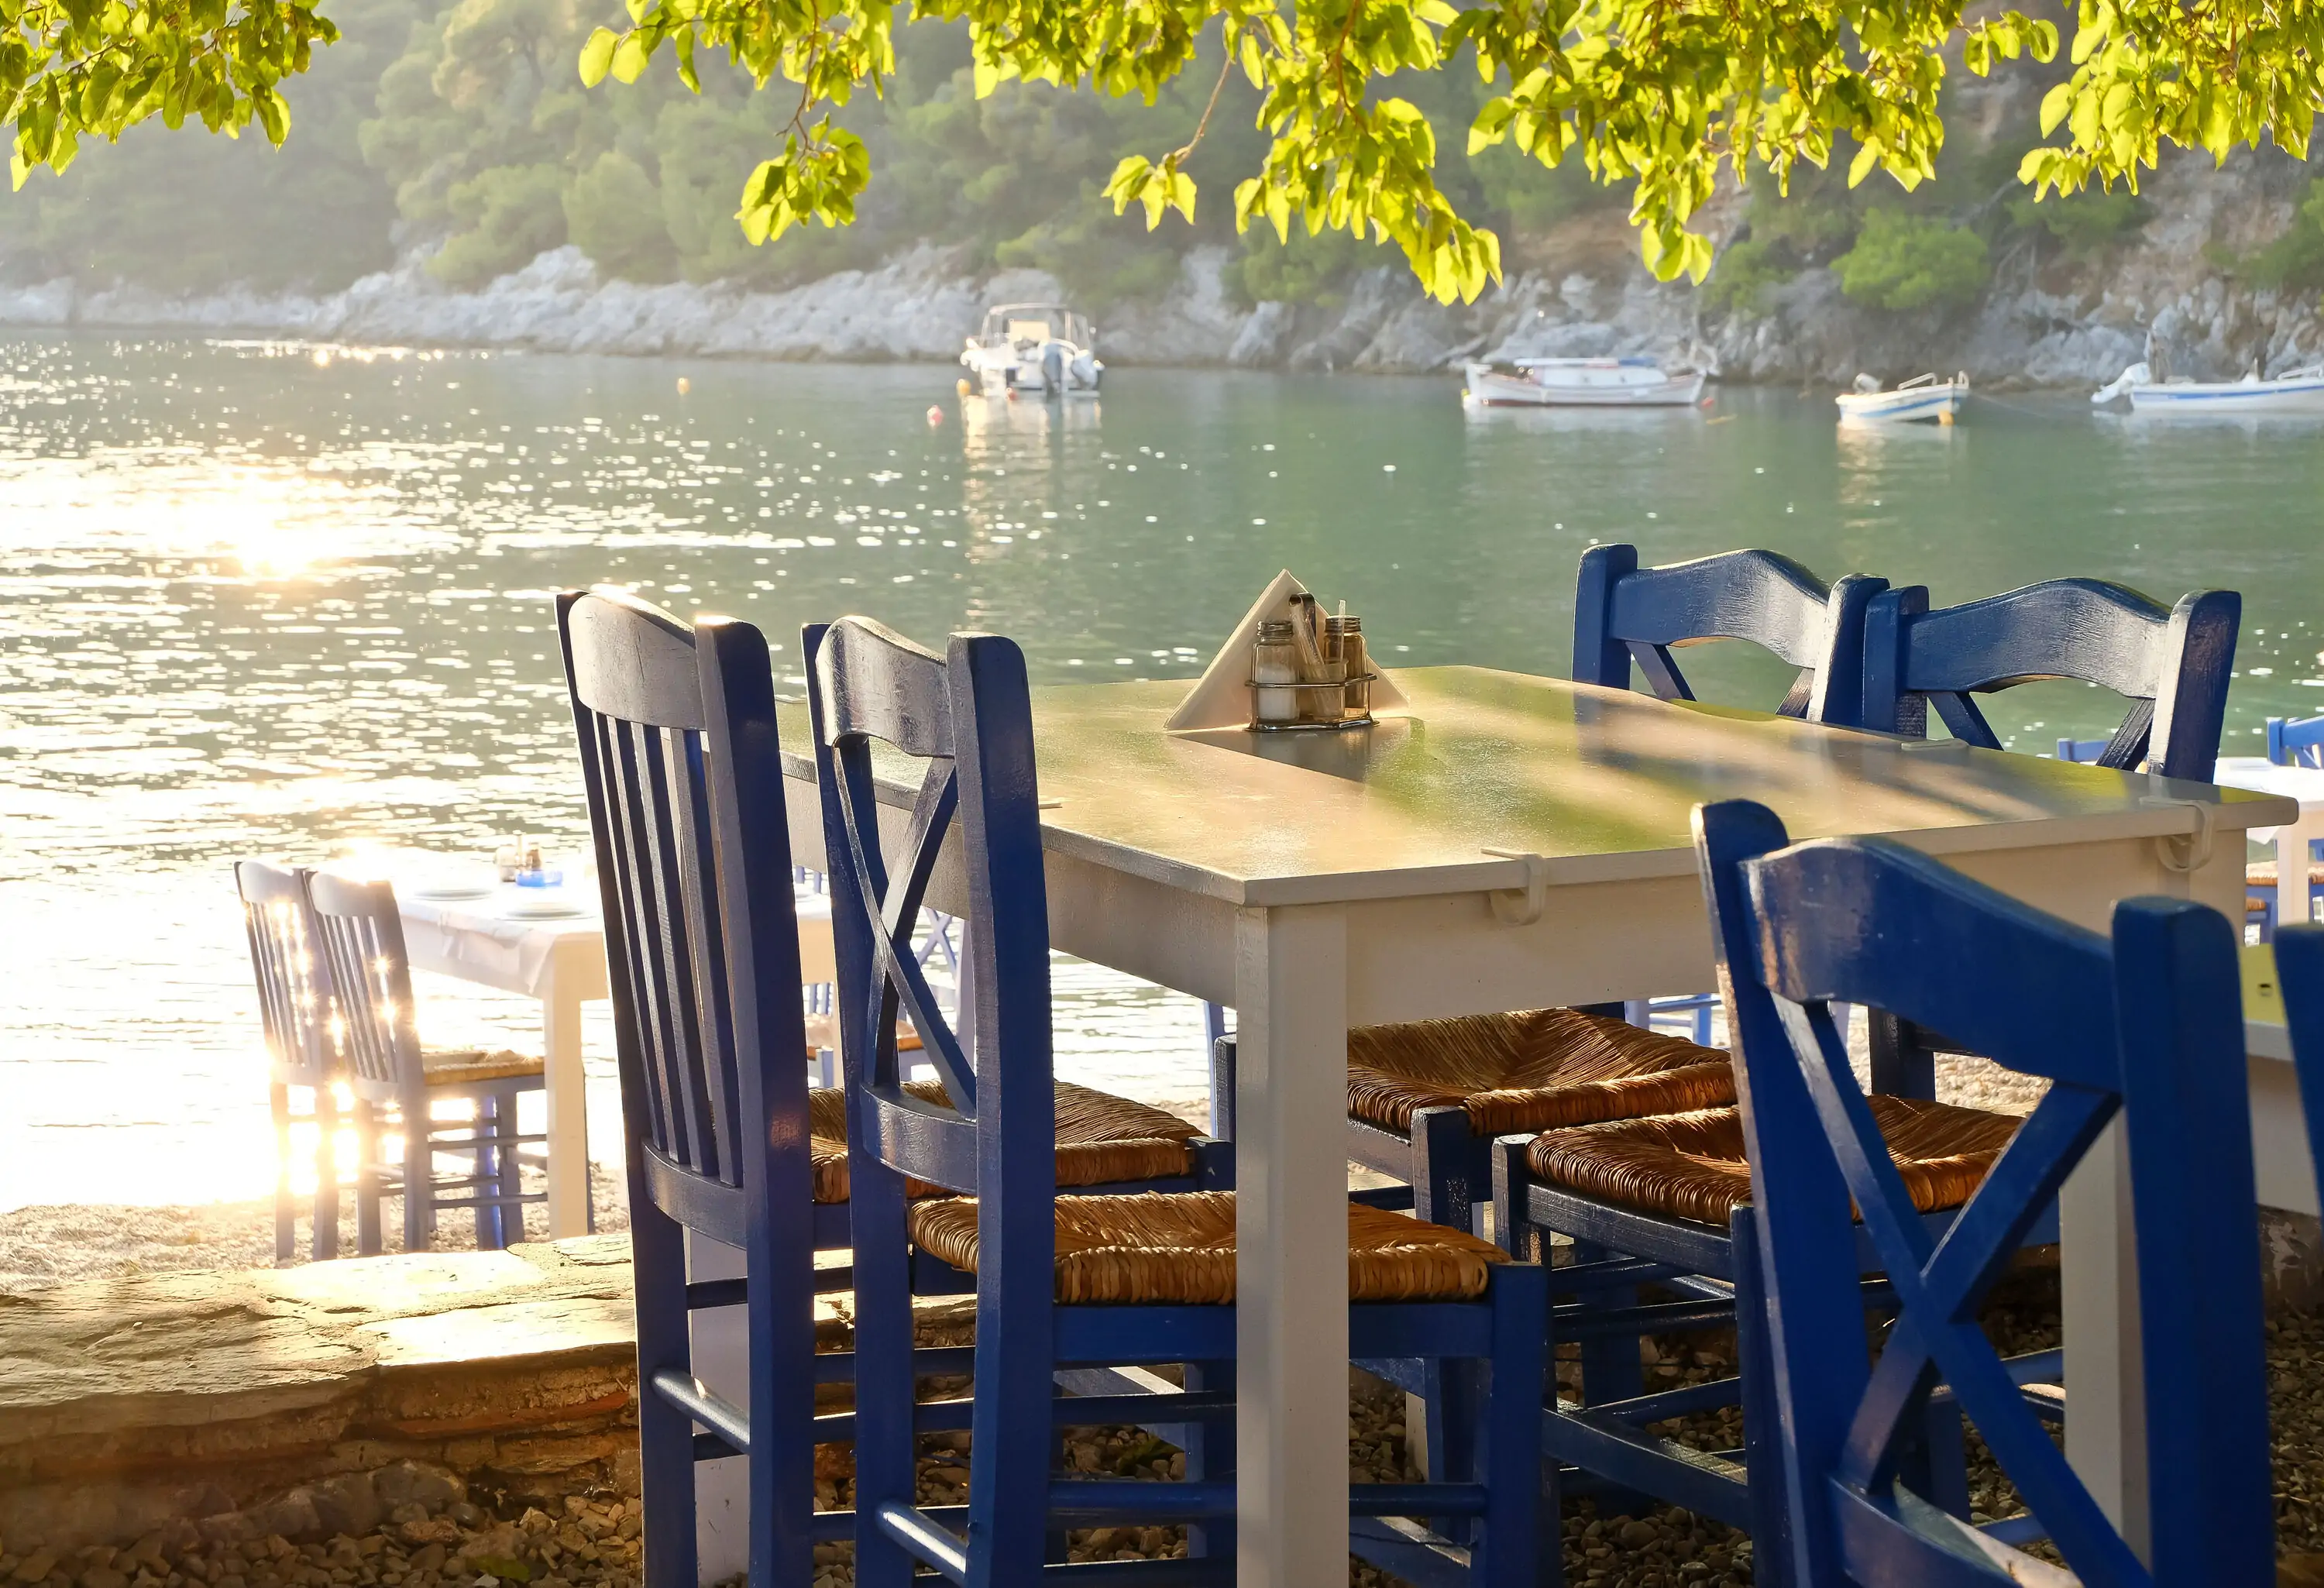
[1834,371,1968,425]
[961,304,1102,397]
[2092,361,2324,414]
[1460,356,1706,407]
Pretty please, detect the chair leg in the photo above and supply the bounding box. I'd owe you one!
[404,1106,432,1253]
[494,1093,525,1244]
[312,1084,340,1262]
[355,1101,384,1256]
[1182,1358,1236,1562]
[1572,1238,1648,1518]
[474,1096,504,1250]
[1732,1210,1791,1588]
[1406,1109,1485,1493]
[1866,1012,1937,1100]
[632,1202,700,1588]
[1476,1263,1547,1588]
[272,1082,295,1265]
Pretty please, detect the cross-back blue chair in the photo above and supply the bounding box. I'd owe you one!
[1697,796,2271,1588]
[236,859,345,1263]
[556,587,817,1588]
[808,614,1548,1588]
[304,870,551,1254]
[2269,713,2324,768]
[1573,543,1889,727]
[1862,579,2239,782]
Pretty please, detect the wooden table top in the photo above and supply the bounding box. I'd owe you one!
[779,667,2295,908]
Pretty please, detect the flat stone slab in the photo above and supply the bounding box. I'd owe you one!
[0,1238,647,1547]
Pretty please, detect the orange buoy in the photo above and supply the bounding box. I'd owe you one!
[956,378,974,397]
[927,405,944,425]
[676,376,691,396]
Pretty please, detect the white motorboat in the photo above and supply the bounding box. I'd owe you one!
[961,303,1103,397]
[1461,357,1706,407]
[1834,371,1967,425]
[2092,361,2324,414]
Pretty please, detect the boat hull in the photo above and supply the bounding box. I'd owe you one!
[1835,384,1964,424]
[2126,379,2324,414]
[1462,363,1706,407]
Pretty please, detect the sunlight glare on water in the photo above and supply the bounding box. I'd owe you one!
[3,332,2322,1209]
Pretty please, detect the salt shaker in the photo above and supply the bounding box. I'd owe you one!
[1252,618,1300,724]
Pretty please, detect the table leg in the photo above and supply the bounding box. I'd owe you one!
[543,985,591,1239]
[1235,904,1349,1588]
[2058,836,2243,1558]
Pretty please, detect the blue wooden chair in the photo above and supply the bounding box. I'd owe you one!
[1862,579,2238,782]
[2270,712,2324,768]
[236,859,346,1263]
[1861,576,2240,1093]
[1698,796,2271,1588]
[2273,925,2324,1219]
[304,870,552,1254]
[555,587,820,1588]
[807,614,1548,1587]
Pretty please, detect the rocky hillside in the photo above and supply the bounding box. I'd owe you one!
[0,142,2313,390]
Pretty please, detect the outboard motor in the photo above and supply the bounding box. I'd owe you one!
[1040,341,1065,397]
[1070,350,1102,391]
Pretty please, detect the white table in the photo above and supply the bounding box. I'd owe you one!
[400,887,611,1238]
[776,667,2291,1583]
[397,880,842,1241]
[2216,755,2324,931]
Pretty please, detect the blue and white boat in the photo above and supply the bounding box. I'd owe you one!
[2092,361,2324,414]
[1834,371,1966,425]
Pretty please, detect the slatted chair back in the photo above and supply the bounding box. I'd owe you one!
[1693,797,2271,1588]
[806,615,1059,1584]
[304,871,428,1105]
[555,587,814,1588]
[1861,580,2239,782]
[1572,544,1888,727]
[236,859,335,1088]
[2269,713,2324,768]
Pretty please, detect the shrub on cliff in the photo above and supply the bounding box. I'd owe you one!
[2241,180,2324,294]
[1700,239,1794,317]
[1833,211,1990,312]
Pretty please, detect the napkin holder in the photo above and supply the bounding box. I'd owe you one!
[1164,570,1411,734]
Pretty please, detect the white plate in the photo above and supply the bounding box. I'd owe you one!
[502,898,590,920]
[408,882,493,901]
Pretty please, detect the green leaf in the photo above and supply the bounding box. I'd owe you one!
[578,28,618,86]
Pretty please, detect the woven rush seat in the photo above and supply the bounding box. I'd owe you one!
[420,1047,545,1086]
[806,1079,1198,1204]
[1347,1006,1737,1136]
[907,1190,1508,1304]
[1526,1095,2024,1227]
[2247,861,2324,886]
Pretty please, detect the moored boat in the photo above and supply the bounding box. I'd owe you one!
[961,303,1103,397]
[1834,371,1967,425]
[1461,356,1706,407]
[2092,361,2324,414]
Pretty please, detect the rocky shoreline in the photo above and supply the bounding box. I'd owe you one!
[3,144,2320,390]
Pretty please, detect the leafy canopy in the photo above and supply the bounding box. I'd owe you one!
[21,0,2324,304]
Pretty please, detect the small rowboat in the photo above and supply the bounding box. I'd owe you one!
[2092,361,2324,414]
[1461,356,1707,407]
[1834,371,1967,425]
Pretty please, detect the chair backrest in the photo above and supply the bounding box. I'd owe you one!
[555,587,811,1250]
[2269,713,2324,768]
[1693,797,2271,1588]
[1861,579,2240,782]
[1571,544,1888,727]
[235,859,335,1087]
[304,871,427,1102]
[806,615,1058,1570]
